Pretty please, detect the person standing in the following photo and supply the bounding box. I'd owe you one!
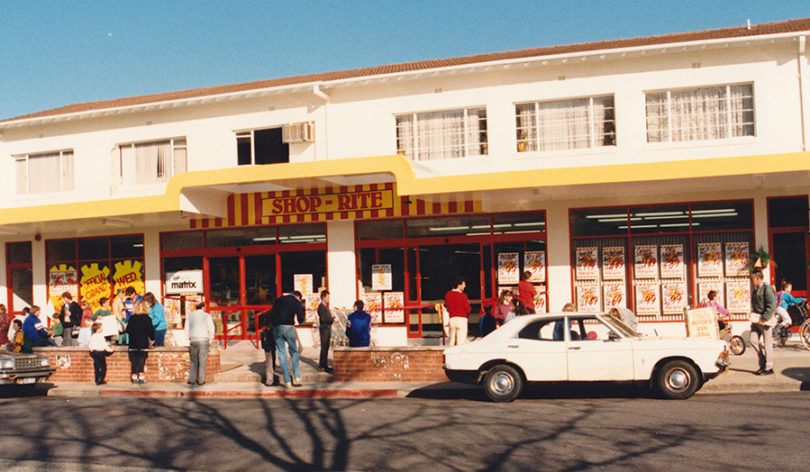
[271,291,305,388]
[185,302,215,386]
[123,286,143,323]
[88,322,113,385]
[517,271,537,314]
[144,293,168,347]
[0,304,10,347]
[346,300,372,347]
[444,276,471,346]
[59,292,82,346]
[258,303,277,386]
[750,271,777,376]
[125,301,155,384]
[317,290,334,372]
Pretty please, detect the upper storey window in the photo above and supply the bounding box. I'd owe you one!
[645,84,754,143]
[116,137,187,185]
[237,128,289,165]
[515,96,616,152]
[396,107,488,161]
[14,149,74,195]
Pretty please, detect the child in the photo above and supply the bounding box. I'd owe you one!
[7,319,23,353]
[776,280,805,327]
[346,300,372,347]
[80,301,94,328]
[93,297,117,343]
[88,322,114,385]
[49,313,64,346]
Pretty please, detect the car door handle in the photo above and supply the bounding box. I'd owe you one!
[507,345,519,349]
[568,346,581,350]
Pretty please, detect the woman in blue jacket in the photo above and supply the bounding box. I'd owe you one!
[144,292,168,347]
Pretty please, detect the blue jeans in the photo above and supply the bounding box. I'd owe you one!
[273,325,301,384]
[154,329,166,347]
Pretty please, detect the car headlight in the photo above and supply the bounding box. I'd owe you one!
[40,357,50,367]
[0,359,14,370]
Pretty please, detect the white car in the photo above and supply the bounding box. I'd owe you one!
[443,313,727,402]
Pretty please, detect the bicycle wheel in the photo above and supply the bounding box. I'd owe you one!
[729,335,746,355]
[800,321,810,350]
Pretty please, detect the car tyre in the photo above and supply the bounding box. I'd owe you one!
[483,364,523,403]
[654,360,700,400]
[729,335,746,355]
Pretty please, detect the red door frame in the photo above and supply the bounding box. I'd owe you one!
[766,195,810,297]
[354,215,548,338]
[4,242,33,315]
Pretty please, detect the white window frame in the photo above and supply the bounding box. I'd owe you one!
[515,95,616,153]
[115,136,187,186]
[644,83,755,144]
[395,107,488,161]
[14,149,75,196]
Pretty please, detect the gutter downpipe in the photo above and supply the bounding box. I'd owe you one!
[796,36,808,152]
[313,84,330,161]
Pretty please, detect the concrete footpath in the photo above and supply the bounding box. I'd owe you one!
[37,343,809,400]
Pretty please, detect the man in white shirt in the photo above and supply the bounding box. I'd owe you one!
[184,303,216,386]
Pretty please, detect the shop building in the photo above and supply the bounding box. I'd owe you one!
[2,18,810,345]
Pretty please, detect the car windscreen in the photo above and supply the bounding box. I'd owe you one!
[601,315,639,338]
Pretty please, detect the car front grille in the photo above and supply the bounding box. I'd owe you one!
[15,357,41,370]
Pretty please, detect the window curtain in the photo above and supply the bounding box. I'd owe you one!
[417,110,464,160]
[538,98,590,151]
[729,85,754,137]
[15,158,28,195]
[645,93,668,142]
[135,140,171,184]
[61,151,75,191]
[515,104,537,152]
[396,115,415,159]
[173,139,187,175]
[465,108,486,157]
[670,87,727,141]
[27,153,62,194]
[592,97,615,146]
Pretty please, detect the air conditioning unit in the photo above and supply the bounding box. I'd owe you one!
[282,122,315,143]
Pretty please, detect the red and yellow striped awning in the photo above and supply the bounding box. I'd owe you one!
[190,183,482,229]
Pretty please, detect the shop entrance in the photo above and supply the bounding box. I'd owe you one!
[161,225,326,344]
[768,196,809,295]
[356,213,547,339]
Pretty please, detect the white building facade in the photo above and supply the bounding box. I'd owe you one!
[2,18,809,345]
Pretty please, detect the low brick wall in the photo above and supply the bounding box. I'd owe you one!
[33,347,221,383]
[333,346,446,382]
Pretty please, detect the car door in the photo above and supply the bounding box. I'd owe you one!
[505,317,568,381]
[565,316,635,381]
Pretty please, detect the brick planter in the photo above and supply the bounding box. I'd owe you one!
[33,347,221,383]
[333,346,446,382]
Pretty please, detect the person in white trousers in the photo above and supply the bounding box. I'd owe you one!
[444,276,471,346]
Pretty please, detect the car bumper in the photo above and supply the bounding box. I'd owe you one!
[0,368,56,385]
[443,366,479,384]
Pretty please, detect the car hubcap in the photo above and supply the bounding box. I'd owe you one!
[667,369,689,391]
[492,373,514,394]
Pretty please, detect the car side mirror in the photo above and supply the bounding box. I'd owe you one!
[607,331,621,342]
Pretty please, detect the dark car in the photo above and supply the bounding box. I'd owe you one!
[0,352,55,387]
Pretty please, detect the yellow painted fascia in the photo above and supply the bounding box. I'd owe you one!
[1,152,808,225]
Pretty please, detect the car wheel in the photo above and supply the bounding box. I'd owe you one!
[730,335,746,355]
[654,360,700,400]
[483,364,523,403]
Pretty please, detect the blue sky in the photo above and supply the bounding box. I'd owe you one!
[1,0,808,120]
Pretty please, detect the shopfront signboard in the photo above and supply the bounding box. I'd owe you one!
[165,270,204,295]
[724,242,750,277]
[603,282,626,310]
[697,243,723,277]
[383,292,405,323]
[498,253,520,284]
[575,247,599,280]
[634,245,659,279]
[48,264,78,311]
[635,283,660,316]
[684,307,720,339]
[294,274,314,297]
[79,263,112,311]
[371,264,393,291]
[524,251,546,283]
[662,282,687,315]
[576,285,601,313]
[602,247,625,280]
[262,187,395,218]
[659,244,685,278]
[725,279,751,312]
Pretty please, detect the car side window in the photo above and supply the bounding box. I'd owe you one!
[570,317,606,341]
[518,319,564,341]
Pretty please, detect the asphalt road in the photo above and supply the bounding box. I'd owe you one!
[1,389,808,471]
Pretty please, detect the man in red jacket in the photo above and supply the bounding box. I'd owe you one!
[444,276,471,345]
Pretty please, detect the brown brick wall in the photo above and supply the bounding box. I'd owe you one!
[34,347,221,383]
[333,347,446,382]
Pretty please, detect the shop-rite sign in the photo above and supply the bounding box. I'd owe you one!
[261,188,395,217]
